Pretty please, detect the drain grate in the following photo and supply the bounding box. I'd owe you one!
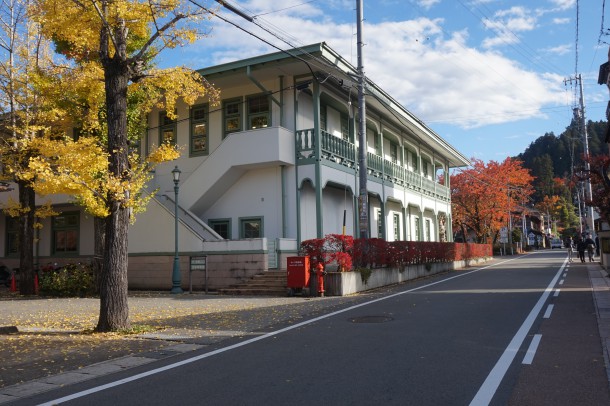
[349,315,393,323]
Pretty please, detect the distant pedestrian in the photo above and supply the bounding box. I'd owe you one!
[595,236,600,257]
[577,238,586,263]
[584,234,596,262]
[565,236,574,262]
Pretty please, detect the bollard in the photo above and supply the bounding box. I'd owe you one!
[9,273,16,292]
[316,263,325,297]
[34,274,39,295]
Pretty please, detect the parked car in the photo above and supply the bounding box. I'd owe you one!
[550,238,563,249]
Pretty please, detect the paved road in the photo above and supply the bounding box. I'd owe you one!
[9,250,609,406]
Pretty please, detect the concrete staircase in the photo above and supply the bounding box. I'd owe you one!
[218,271,288,296]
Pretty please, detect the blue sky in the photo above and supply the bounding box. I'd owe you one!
[160,0,608,163]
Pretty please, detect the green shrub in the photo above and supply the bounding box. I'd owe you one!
[39,263,95,297]
[356,267,372,285]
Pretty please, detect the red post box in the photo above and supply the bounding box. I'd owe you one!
[287,256,310,293]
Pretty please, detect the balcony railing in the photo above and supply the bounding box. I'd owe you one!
[296,128,450,201]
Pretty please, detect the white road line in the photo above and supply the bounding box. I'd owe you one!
[522,334,542,365]
[469,258,567,406]
[559,279,565,285]
[554,289,561,297]
[38,257,525,406]
[543,304,554,319]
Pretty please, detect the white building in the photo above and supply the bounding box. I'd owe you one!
[0,43,470,290]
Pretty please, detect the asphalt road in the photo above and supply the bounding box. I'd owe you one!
[15,251,610,406]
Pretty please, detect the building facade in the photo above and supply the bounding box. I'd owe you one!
[0,43,470,290]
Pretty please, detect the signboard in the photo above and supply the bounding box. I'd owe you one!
[190,256,207,271]
[499,227,508,243]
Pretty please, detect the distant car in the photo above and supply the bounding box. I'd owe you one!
[550,238,563,249]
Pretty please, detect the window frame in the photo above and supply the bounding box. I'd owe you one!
[223,97,242,138]
[393,213,400,241]
[247,94,271,130]
[5,216,19,257]
[52,212,79,255]
[239,216,263,239]
[190,103,209,156]
[377,208,383,238]
[209,218,231,239]
[414,217,420,241]
[159,111,177,145]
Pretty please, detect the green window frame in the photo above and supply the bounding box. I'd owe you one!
[422,158,429,178]
[209,218,231,239]
[247,94,270,129]
[341,114,349,141]
[393,213,400,241]
[239,217,263,239]
[425,219,431,242]
[390,142,398,164]
[5,217,19,256]
[414,217,420,241]
[190,104,208,156]
[320,105,327,132]
[223,98,242,138]
[411,150,418,171]
[374,132,382,155]
[52,212,79,255]
[159,111,177,145]
[377,209,383,238]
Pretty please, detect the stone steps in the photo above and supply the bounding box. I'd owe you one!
[218,271,288,296]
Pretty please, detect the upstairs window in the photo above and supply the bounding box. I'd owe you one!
[247,94,270,129]
[190,104,208,156]
[159,111,177,145]
[341,114,349,141]
[240,217,263,238]
[390,142,398,164]
[223,98,242,138]
[209,219,231,239]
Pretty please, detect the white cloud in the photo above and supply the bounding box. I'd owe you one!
[545,43,572,55]
[481,6,537,49]
[548,0,575,11]
[417,0,441,9]
[178,3,566,130]
[552,17,570,24]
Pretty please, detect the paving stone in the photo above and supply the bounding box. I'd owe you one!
[0,381,56,397]
[165,343,205,353]
[107,356,155,368]
[77,363,124,376]
[40,372,93,385]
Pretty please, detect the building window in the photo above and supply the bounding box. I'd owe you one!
[247,94,270,129]
[159,111,177,145]
[223,98,242,138]
[52,212,79,254]
[425,219,431,242]
[393,213,400,241]
[190,104,208,155]
[377,209,383,238]
[390,143,398,164]
[411,150,418,171]
[414,217,420,241]
[374,132,382,155]
[341,114,349,141]
[240,217,263,238]
[209,219,231,239]
[320,105,327,132]
[422,159,429,178]
[5,217,19,256]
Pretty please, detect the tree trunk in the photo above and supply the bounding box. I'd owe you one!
[96,57,131,332]
[18,180,36,295]
[92,216,105,294]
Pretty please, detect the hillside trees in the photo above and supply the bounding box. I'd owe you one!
[33,0,219,332]
[451,158,534,243]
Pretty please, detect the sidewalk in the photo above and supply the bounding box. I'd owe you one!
[588,261,610,385]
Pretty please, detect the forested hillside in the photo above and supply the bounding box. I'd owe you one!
[516,120,608,203]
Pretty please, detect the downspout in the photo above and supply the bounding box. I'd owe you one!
[281,165,287,238]
[294,80,302,248]
[313,79,323,238]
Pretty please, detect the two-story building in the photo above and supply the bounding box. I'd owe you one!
[0,42,470,290]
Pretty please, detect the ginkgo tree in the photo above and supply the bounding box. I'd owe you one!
[32,0,219,332]
[451,158,534,244]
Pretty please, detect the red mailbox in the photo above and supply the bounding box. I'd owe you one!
[287,256,310,291]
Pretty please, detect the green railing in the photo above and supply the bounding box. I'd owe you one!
[296,128,450,201]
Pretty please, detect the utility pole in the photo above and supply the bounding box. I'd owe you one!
[566,74,595,236]
[356,0,368,239]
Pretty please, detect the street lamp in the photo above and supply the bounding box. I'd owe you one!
[171,166,183,294]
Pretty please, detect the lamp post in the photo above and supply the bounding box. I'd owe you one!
[171,166,183,294]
